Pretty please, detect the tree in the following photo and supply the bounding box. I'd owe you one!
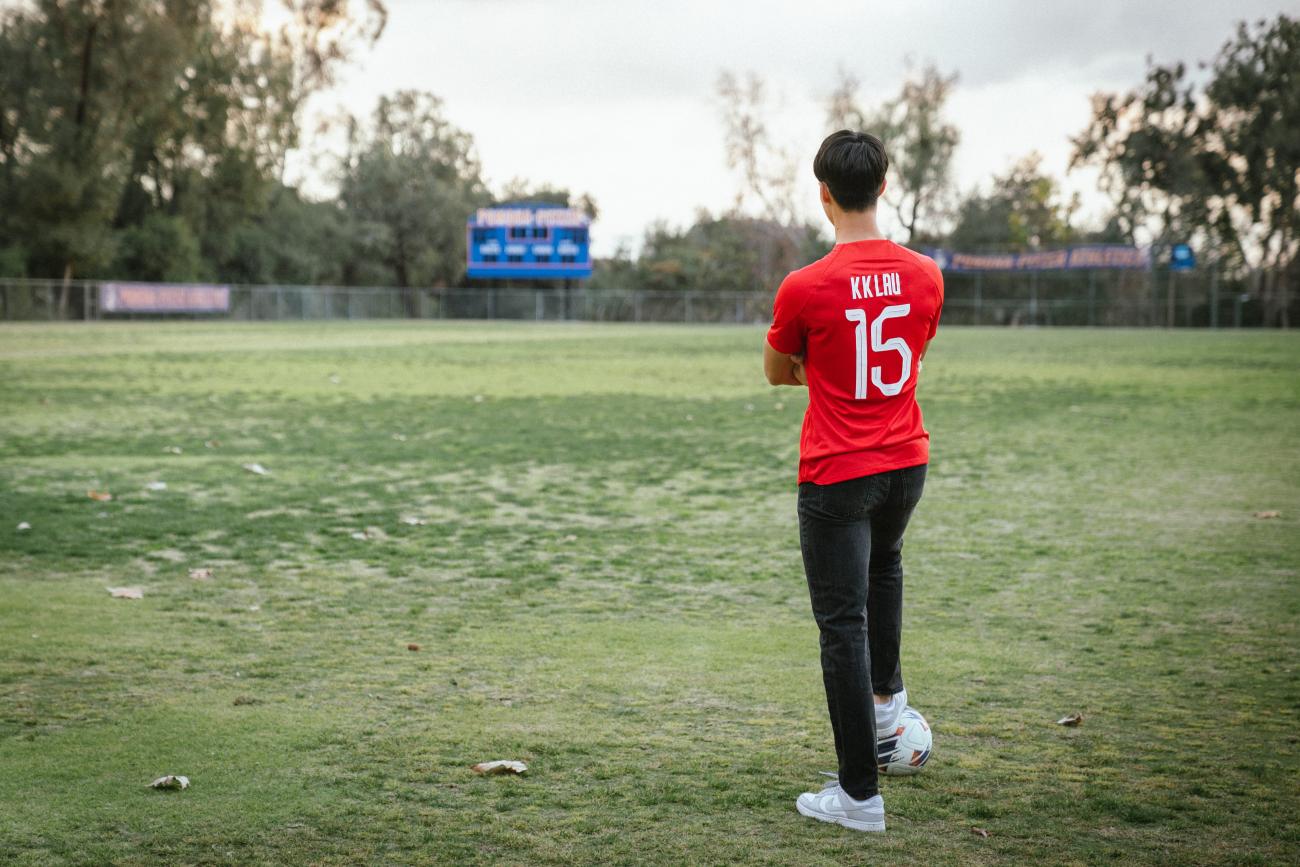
[1072,14,1299,325]
[829,63,961,243]
[112,213,202,282]
[716,70,802,229]
[496,179,598,220]
[1203,15,1299,325]
[339,91,488,310]
[1070,61,1209,250]
[950,153,1079,252]
[596,212,826,296]
[0,0,146,296]
[0,0,385,297]
[826,66,867,131]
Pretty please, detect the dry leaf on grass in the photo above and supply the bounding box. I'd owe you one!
[232,695,260,706]
[148,775,189,790]
[188,568,213,581]
[400,517,427,526]
[87,490,113,501]
[471,760,527,776]
[17,521,31,531]
[108,587,144,599]
[407,643,421,651]
[971,827,990,838]
[351,526,388,541]
[1056,712,1084,727]
[1253,510,1281,519]
[204,439,221,449]
[392,433,407,441]
[328,374,342,384]
[242,463,269,476]
[164,445,183,454]
[145,481,168,491]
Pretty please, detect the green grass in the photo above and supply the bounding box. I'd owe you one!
[1,321,1297,866]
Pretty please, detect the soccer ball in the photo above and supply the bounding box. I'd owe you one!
[877,706,933,775]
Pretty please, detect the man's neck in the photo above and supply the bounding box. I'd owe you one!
[833,210,886,245]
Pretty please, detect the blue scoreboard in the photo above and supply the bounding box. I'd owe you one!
[466,205,592,280]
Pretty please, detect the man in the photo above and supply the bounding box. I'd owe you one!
[764,129,943,833]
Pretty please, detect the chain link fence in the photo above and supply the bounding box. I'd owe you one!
[0,271,1292,327]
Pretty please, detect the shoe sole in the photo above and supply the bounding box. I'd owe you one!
[796,799,885,833]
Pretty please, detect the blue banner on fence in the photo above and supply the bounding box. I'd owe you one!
[925,245,1150,273]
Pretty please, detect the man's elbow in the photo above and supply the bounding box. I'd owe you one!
[764,359,789,386]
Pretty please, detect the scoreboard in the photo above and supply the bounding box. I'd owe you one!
[466,205,592,280]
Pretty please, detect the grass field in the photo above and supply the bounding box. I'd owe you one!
[1,321,1297,866]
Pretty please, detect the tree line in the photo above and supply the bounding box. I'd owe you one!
[603,15,1295,327]
[0,0,590,316]
[1,5,1294,323]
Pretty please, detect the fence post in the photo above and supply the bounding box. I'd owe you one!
[975,273,983,325]
[534,290,543,321]
[1087,271,1096,327]
[684,293,692,323]
[1209,268,1220,329]
[633,291,641,323]
[1167,269,1176,328]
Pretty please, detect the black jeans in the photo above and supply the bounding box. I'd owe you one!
[797,463,927,800]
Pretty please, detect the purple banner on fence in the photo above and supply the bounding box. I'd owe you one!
[926,246,1150,272]
[99,283,231,313]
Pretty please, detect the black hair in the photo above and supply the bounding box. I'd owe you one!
[813,130,889,212]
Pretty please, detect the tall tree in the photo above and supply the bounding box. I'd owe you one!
[1203,15,1299,325]
[829,63,961,243]
[0,0,385,295]
[0,1,145,295]
[339,91,488,310]
[1072,14,1299,325]
[716,70,801,230]
[1070,61,1209,250]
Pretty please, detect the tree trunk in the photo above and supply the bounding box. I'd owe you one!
[59,262,73,319]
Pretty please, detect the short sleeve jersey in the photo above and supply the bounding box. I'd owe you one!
[767,239,944,485]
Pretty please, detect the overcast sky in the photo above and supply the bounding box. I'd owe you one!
[291,0,1293,255]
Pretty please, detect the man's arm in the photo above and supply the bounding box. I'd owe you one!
[764,340,807,387]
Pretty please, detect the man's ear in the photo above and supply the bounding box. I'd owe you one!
[878,179,887,199]
[819,181,832,206]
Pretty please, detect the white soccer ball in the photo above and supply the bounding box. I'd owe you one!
[877,706,933,775]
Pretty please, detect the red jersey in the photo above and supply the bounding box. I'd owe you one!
[766,239,943,485]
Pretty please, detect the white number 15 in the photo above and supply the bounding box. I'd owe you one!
[844,304,912,399]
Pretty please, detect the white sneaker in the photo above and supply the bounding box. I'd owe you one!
[875,687,908,741]
[795,784,886,832]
